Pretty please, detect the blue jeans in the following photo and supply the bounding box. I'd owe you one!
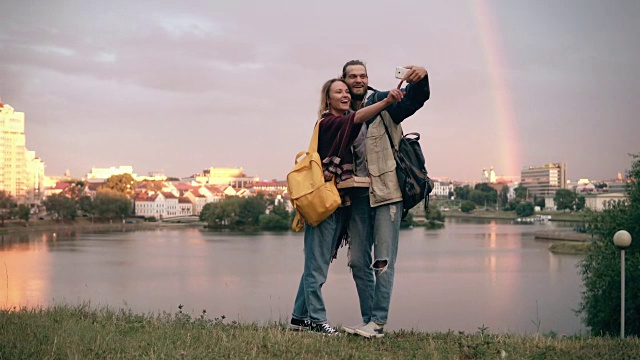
[291,208,344,324]
[348,189,402,325]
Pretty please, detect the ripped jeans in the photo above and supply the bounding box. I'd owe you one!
[348,189,403,325]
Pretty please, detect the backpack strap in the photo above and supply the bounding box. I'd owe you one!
[307,118,324,153]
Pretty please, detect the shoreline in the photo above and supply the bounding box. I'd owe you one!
[0,220,205,235]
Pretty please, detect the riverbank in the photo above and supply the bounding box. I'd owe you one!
[1,305,637,359]
[443,210,586,222]
[0,218,205,235]
[534,230,591,242]
[548,241,591,255]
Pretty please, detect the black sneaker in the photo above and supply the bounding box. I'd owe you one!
[311,322,339,336]
[289,318,311,331]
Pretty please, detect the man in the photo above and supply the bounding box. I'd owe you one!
[341,60,430,338]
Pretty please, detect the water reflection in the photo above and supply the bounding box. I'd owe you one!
[0,220,586,334]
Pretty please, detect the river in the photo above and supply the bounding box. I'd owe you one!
[0,218,586,334]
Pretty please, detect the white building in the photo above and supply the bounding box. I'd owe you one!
[134,192,166,218]
[184,189,207,215]
[178,197,193,216]
[520,162,567,197]
[0,101,45,205]
[184,167,259,188]
[432,181,455,198]
[584,193,627,212]
[162,192,179,217]
[24,150,45,205]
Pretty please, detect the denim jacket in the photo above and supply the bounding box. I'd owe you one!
[362,75,431,207]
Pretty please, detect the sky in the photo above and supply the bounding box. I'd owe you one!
[1,0,639,182]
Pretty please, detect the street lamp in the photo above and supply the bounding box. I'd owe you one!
[613,230,632,339]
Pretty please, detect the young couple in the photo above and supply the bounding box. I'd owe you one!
[290,60,431,337]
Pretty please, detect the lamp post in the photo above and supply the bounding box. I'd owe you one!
[613,230,632,339]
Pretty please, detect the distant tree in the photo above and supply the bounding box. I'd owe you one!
[201,197,242,229]
[166,177,180,181]
[469,190,487,207]
[534,195,546,209]
[269,202,290,219]
[575,196,586,211]
[579,153,640,336]
[141,180,164,192]
[460,200,476,213]
[0,191,17,227]
[238,197,267,227]
[43,194,77,221]
[400,212,414,229]
[201,196,268,229]
[515,202,535,217]
[454,186,471,201]
[61,180,86,200]
[78,195,95,221]
[448,190,455,200]
[93,189,132,219]
[16,204,31,226]
[426,207,445,222]
[200,202,214,222]
[103,174,137,196]
[514,185,528,200]
[259,202,290,231]
[499,186,509,209]
[554,189,577,212]
[507,198,522,212]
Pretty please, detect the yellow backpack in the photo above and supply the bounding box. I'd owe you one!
[287,118,341,231]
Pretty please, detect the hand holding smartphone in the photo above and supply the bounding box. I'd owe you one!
[395,66,409,80]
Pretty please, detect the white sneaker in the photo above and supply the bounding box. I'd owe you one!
[342,322,366,334]
[355,321,385,338]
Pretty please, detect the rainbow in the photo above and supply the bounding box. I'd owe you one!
[471,0,521,178]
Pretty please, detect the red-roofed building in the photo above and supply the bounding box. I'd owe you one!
[178,197,193,216]
[44,182,72,197]
[162,192,179,217]
[252,180,288,193]
[134,192,165,218]
[184,189,207,215]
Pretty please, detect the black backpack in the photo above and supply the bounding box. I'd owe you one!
[381,116,434,219]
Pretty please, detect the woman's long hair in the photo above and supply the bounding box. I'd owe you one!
[318,78,348,118]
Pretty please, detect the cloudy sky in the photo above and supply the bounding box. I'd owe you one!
[1,0,638,182]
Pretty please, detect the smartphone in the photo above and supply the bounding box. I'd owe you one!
[395,66,409,79]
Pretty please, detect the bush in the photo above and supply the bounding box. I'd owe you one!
[460,201,476,213]
[578,153,640,336]
[259,213,289,231]
[426,208,445,222]
[400,212,414,229]
[515,202,535,217]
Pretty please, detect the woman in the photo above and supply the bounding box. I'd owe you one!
[290,78,403,334]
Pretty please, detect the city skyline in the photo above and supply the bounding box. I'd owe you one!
[1,1,639,182]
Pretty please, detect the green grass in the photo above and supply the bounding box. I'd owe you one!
[548,241,591,255]
[2,304,639,359]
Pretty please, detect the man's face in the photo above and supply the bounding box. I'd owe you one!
[343,65,369,101]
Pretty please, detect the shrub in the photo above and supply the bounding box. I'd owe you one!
[460,201,476,213]
[578,153,640,336]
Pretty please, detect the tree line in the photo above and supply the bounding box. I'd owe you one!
[199,194,292,231]
[453,183,586,216]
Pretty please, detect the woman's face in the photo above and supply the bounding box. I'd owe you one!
[327,81,351,114]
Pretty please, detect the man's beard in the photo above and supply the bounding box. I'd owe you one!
[350,89,366,101]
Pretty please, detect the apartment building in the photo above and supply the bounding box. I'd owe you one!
[520,162,567,197]
[0,101,45,205]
